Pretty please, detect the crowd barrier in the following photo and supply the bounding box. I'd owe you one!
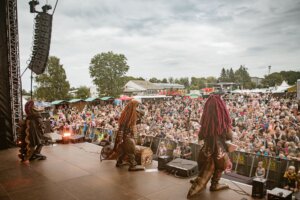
[136,135,300,189]
[74,127,299,189]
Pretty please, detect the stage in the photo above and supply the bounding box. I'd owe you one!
[0,143,255,200]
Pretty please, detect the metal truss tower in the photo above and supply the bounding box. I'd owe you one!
[6,0,22,143]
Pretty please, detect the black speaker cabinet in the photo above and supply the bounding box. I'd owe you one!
[158,156,172,170]
[165,158,198,177]
[267,187,293,200]
[252,178,266,198]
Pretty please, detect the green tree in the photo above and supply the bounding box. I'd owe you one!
[280,71,300,85]
[234,65,251,89]
[219,68,227,82]
[34,56,70,101]
[262,71,300,87]
[162,78,168,83]
[190,77,209,89]
[122,76,145,85]
[229,68,235,82]
[178,77,189,88]
[206,76,217,84]
[75,86,91,99]
[168,77,174,83]
[89,51,129,97]
[262,72,283,87]
[149,77,161,83]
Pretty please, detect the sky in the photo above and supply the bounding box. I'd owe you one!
[18,0,300,90]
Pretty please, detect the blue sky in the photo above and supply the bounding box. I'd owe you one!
[18,0,300,90]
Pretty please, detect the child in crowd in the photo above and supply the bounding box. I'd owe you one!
[255,161,265,178]
[283,166,297,192]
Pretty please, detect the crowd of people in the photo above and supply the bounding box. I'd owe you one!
[48,93,300,161]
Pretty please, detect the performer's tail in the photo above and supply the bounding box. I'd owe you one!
[187,157,215,198]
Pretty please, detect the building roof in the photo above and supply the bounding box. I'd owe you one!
[124,80,160,92]
[153,83,185,89]
[131,80,160,90]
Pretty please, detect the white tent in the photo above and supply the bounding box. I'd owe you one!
[272,81,291,93]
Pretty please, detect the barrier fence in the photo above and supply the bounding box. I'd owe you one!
[74,127,299,189]
[137,135,300,189]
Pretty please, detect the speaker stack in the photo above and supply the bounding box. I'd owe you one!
[28,12,52,75]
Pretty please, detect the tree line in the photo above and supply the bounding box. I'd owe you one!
[28,52,300,101]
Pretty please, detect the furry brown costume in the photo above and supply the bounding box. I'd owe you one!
[187,95,232,198]
[107,100,144,170]
[18,100,46,161]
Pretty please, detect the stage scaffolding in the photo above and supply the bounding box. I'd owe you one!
[6,0,22,143]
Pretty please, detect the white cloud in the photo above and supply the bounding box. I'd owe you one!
[18,0,300,90]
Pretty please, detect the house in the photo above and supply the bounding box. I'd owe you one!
[251,77,264,86]
[213,82,239,92]
[123,80,160,96]
[154,83,185,95]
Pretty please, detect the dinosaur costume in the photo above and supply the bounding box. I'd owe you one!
[18,100,46,161]
[187,95,232,198]
[108,100,144,171]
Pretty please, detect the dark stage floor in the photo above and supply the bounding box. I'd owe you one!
[0,143,255,200]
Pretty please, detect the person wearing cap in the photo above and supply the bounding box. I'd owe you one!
[180,140,192,160]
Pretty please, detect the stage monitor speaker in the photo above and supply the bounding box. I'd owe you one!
[166,158,198,177]
[267,187,292,200]
[158,156,172,170]
[28,12,52,75]
[252,177,266,198]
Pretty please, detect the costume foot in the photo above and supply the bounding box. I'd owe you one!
[128,165,145,171]
[18,154,25,161]
[210,183,229,191]
[116,162,129,167]
[187,178,206,198]
[116,162,122,167]
[36,154,47,160]
[30,154,46,161]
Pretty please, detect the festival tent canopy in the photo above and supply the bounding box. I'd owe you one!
[100,96,113,101]
[185,93,200,99]
[119,95,132,101]
[288,85,297,93]
[272,81,291,93]
[35,101,52,108]
[85,97,100,102]
[68,99,84,103]
[51,100,67,105]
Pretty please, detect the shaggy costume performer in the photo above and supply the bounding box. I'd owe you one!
[111,100,144,171]
[187,95,232,198]
[18,100,46,161]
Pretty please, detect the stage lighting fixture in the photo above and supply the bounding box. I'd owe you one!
[29,0,39,13]
[62,132,71,144]
[42,4,52,13]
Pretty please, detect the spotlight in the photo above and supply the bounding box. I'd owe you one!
[29,0,39,13]
[62,132,71,144]
[63,133,71,137]
[42,5,52,13]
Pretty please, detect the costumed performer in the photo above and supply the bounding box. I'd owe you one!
[187,94,233,198]
[109,100,145,171]
[18,100,47,162]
